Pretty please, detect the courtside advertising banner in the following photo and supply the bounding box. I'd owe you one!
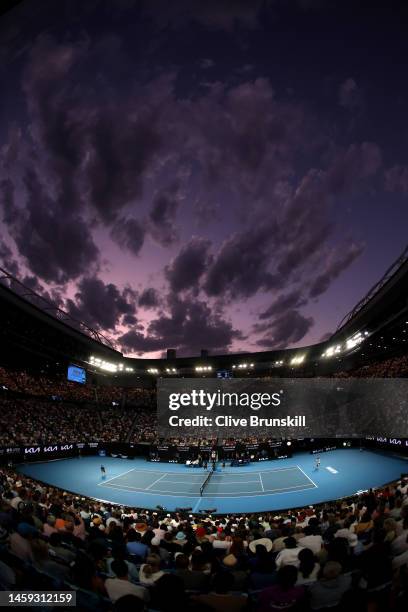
[157,378,408,439]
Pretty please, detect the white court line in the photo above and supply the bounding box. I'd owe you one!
[97,465,301,487]
[259,473,265,492]
[210,476,259,481]
[296,465,318,488]
[101,467,166,476]
[99,468,286,490]
[157,478,208,483]
[212,466,303,475]
[192,498,202,513]
[102,482,198,496]
[97,467,137,486]
[97,464,317,497]
[204,479,263,484]
[146,473,169,490]
[102,481,315,496]
[161,479,259,485]
[203,483,314,495]
[239,466,302,474]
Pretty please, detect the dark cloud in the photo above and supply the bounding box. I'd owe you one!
[255,310,314,349]
[21,275,64,308]
[0,240,19,276]
[122,313,138,325]
[190,78,312,207]
[194,199,220,225]
[385,165,408,194]
[138,287,160,309]
[66,276,137,331]
[309,242,364,298]
[149,185,181,247]
[275,170,333,278]
[0,127,22,174]
[86,111,162,224]
[119,294,243,356]
[21,36,87,215]
[0,168,99,284]
[204,224,281,299]
[0,37,100,284]
[277,222,331,278]
[166,237,212,293]
[326,142,382,195]
[118,330,164,354]
[259,290,307,320]
[20,35,167,226]
[203,170,331,302]
[0,178,16,227]
[0,9,400,356]
[111,218,146,256]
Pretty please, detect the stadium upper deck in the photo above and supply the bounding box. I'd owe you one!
[1,243,408,382]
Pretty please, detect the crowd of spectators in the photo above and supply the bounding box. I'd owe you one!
[338,355,408,378]
[0,359,408,608]
[0,367,155,407]
[2,350,408,448]
[0,367,94,401]
[0,393,279,448]
[124,388,156,408]
[0,398,143,446]
[0,468,407,611]
[99,407,139,444]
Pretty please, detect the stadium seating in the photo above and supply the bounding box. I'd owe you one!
[0,360,407,609]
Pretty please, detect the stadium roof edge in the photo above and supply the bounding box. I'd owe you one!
[0,270,121,358]
[331,243,408,341]
[2,241,408,368]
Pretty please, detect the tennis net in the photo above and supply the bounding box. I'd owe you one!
[199,469,214,496]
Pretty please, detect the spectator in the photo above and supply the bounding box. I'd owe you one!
[126,529,148,559]
[309,562,352,610]
[43,514,58,537]
[258,565,305,612]
[275,537,301,569]
[298,524,323,555]
[296,547,320,585]
[139,554,164,585]
[113,594,145,612]
[9,524,35,562]
[193,571,248,612]
[174,553,209,591]
[105,559,148,604]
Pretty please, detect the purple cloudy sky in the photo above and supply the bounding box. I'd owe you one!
[1,0,408,357]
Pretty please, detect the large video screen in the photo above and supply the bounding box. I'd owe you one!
[67,365,86,384]
[216,370,233,379]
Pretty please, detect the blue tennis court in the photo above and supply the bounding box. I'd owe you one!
[16,449,408,514]
[99,464,316,497]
